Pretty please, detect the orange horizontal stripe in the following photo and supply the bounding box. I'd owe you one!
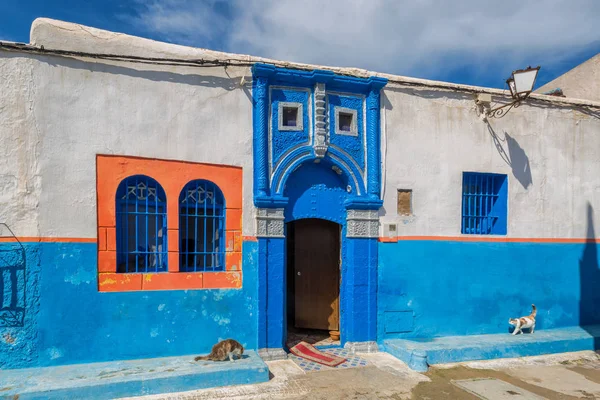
[0,237,97,243]
[4,235,594,245]
[379,236,600,244]
[0,236,260,243]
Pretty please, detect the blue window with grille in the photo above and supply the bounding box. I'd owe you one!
[116,175,168,273]
[179,180,225,272]
[461,172,508,235]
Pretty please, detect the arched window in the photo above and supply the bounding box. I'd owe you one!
[179,180,225,272]
[116,175,167,273]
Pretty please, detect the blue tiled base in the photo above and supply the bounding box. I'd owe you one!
[314,344,343,350]
[289,348,369,373]
[0,351,269,400]
[383,325,600,372]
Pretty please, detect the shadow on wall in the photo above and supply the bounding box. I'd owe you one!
[580,203,600,349]
[486,124,533,189]
[0,224,26,328]
[505,133,533,189]
[528,100,600,121]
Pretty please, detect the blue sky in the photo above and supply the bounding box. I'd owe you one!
[1,1,599,89]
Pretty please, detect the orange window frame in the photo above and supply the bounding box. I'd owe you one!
[96,155,243,292]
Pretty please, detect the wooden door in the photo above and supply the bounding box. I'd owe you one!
[293,219,340,330]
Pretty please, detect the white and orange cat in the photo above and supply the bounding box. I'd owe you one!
[508,304,537,335]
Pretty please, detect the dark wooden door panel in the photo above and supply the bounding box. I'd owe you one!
[294,219,340,330]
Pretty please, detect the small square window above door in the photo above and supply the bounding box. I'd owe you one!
[334,107,358,136]
[278,102,303,131]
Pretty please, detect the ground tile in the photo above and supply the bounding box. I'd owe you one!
[453,378,545,399]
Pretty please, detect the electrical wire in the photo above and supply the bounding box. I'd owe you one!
[0,41,254,69]
[1,40,599,114]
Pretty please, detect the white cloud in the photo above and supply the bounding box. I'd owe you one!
[126,0,600,84]
[125,0,230,48]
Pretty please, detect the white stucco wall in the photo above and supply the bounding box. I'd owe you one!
[34,61,254,238]
[1,25,255,237]
[0,54,41,237]
[1,18,599,240]
[380,85,600,238]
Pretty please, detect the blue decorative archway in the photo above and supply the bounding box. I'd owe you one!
[252,63,387,360]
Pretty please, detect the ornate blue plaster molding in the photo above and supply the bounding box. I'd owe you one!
[252,65,386,354]
[344,196,383,210]
[252,63,387,94]
[270,149,364,197]
[252,63,387,209]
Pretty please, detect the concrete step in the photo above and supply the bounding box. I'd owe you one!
[383,325,600,372]
[0,351,269,399]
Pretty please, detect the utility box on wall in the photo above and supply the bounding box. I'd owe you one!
[383,223,397,239]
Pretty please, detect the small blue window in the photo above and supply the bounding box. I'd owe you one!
[116,176,168,273]
[461,172,508,235]
[179,180,225,272]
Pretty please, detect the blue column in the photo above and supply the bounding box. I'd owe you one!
[257,237,268,350]
[257,237,286,351]
[252,75,270,200]
[365,88,382,201]
[341,237,378,344]
[266,237,286,349]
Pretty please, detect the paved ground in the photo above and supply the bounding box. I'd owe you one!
[123,351,600,400]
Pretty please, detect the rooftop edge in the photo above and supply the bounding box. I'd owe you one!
[0,18,597,109]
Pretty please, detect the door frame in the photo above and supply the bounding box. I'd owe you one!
[252,63,386,361]
[256,206,379,360]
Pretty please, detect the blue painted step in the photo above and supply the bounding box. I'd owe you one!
[383,325,600,372]
[0,351,269,400]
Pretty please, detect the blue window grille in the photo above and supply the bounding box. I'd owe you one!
[461,172,508,235]
[115,175,168,273]
[179,180,226,272]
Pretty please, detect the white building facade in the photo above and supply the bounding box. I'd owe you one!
[1,19,599,370]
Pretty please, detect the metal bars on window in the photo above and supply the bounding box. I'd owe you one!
[461,172,502,235]
[115,176,168,273]
[179,180,225,272]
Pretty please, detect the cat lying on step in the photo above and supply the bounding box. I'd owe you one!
[508,304,536,335]
[194,339,244,362]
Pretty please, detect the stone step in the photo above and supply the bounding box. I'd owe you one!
[383,325,600,372]
[0,351,269,399]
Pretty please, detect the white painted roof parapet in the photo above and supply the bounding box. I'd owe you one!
[2,18,594,109]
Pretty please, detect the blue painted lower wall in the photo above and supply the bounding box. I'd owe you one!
[378,240,600,341]
[0,241,258,370]
[3,237,598,370]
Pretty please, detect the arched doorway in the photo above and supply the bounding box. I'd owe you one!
[252,64,386,360]
[255,157,380,360]
[286,219,341,346]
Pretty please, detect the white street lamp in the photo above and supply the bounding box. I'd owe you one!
[509,66,540,99]
[479,66,540,119]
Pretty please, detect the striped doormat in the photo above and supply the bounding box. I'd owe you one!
[289,341,347,367]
